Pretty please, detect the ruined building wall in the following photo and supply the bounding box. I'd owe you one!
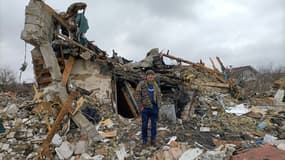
[20,0,99,137]
[70,60,112,103]
[21,0,112,102]
[21,0,54,45]
[21,0,62,82]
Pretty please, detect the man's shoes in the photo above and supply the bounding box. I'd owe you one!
[142,143,147,149]
[151,139,156,147]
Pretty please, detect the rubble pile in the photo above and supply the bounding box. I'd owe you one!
[1,89,284,159]
[0,0,284,159]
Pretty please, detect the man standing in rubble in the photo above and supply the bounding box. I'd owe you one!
[135,70,161,147]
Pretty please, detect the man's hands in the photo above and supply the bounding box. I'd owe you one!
[139,104,144,111]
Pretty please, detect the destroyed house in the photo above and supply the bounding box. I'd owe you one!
[230,65,259,82]
[18,0,267,159]
[21,0,232,119]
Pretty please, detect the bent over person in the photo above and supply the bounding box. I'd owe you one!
[135,70,161,147]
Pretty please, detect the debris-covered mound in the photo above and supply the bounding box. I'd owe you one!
[1,86,285,159]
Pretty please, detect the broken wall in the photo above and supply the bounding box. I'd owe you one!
[70,59,112,103]
[21,0,54,45]
[20,1,99,153]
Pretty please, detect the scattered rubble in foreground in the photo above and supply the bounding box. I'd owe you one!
[1,0,285,159]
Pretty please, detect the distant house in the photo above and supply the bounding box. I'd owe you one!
[230,65,259,82]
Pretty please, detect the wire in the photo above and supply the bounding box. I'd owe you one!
[19,42,28,82]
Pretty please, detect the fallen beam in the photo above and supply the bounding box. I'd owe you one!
[209,57,219,72]
[56,34,96,56]
[62,56,75,86]
[39,93,76,158]
[216,56,225,72]
[121,87,138,118]
[124,81,139,114]
[160,53,225,83]
[202,82,230,88]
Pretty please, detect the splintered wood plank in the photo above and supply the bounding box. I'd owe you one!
[71,96,85,115]
[111,78,118,114]
[33,84,43,101]
[121,88,138,118]
[62,56,75,86]
[100,130,117,138]
[56,34,96,56]
[124,81,139,113]
[160,53,225,83]
[203,82,229,88]
[209,57,219,72]
[40,93,76,158]
[216,56,225,71]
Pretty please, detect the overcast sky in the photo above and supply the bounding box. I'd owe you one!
[0,0,284,82]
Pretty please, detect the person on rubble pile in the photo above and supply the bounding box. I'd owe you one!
[135,70,161,147]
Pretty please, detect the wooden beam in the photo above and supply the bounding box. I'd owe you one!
[202,82,229,88]
[71,96,85,116]
[40,93,77,158]
[33,84,43,101]
[160,53,220,74]
[62,56,75,86]
[56,34,97,57]
[111,77,118,114]
[124,81,139,114]
[160,53,197,66]
[216,56,225,72]
[121,88,138,118]
[160,53,225,83]
[100,130,117,138]
[209,57,219,72]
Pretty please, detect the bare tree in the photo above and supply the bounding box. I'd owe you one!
[253,64,285,94]
[0,67,16,92]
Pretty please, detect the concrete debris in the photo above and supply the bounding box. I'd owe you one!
[52,133,62,146]
[277,143,285,151]
[5,104,19,118]
[0,0,284,159]
[160,104,177,124]
[55,141,74,159]
[179,148,203,160]
[274,89,284,105]
[153,141,188,159]
[2,143,10,151]
[263,134,278,144]
[225,103,250,116]
[80,153,104,160]
[99,130,117,138]
[167,136,177,145]
[115,143,128,160]
[200,144,236,160]
[200,127,211,132]
[74,140,88,154]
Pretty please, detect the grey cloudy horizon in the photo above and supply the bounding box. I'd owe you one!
[0,0,284,82]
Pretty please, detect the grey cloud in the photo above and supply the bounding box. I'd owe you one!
[132,0,199,20]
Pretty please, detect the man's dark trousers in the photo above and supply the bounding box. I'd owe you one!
[141,105,158,144]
